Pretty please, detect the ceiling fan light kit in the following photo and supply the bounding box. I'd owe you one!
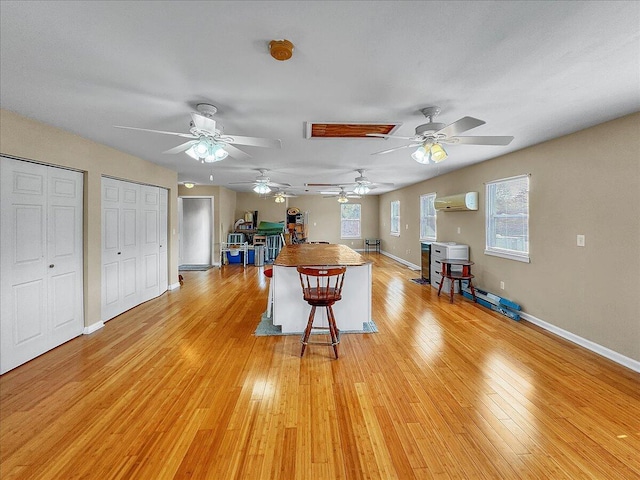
[412,142,448,164]
[253,184,271,194]
[274,195,285,203]
[269,39,294,61]
[353,184,370,195]
[430,143,448,162]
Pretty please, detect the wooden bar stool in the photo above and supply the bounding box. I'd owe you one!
[297,266,346,359]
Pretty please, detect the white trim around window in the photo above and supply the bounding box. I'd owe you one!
[420,193,437,241]
[340,203,361,239]
[485,174,530,263]
[390,200,400,236]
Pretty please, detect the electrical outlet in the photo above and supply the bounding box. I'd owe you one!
[457,227,461,234]
[500,281,505,290]
[405,224,409,230]
[577,234,585,247]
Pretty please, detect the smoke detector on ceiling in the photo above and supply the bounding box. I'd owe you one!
[269,39,294,61]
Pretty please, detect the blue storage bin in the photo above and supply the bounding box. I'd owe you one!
[226,250,242,264]
[226,249,255,264]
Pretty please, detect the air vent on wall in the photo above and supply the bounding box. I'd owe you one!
[304,122,401,139]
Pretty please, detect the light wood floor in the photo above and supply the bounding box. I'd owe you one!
[1,254,639,479]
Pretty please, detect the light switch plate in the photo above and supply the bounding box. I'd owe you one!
[577,234,585,247]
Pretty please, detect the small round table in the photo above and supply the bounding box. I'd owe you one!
[437,259,477,304]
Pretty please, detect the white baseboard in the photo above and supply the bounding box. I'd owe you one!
[83,321,104,335]
[168,282,181,290]
[380,250,420,271]
[520,312,640,373]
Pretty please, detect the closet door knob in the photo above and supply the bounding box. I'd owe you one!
[117,252,121,255]
[49,264,54,268]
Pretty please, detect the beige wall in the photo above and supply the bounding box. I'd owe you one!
[235,193,287,226]
[380,112,640,361]
[235,193,380,247]
[0,108,179,329]
[177,185,237,263]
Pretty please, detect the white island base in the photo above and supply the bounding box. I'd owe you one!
[272,263,372,333]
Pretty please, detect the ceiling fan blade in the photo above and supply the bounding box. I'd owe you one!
[163,140,197,154]
[373,182,395,187]
[224,135,282,149]
[114,125,196,138]
[267,181,292,188]
[436,117,485,137]
[305,183,341,187]
[371,143,421,155]
[228,181,257,185]
[223,144,252,160]
[365,133,417,140]
[446,135,514,146]
[190,112,216,133]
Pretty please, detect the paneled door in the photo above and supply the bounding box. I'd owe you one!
[1,157,84,374]
[140,185,159,303]
[102,178,166,322]
[158,188,168,292]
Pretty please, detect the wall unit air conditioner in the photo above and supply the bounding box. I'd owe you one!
[434,192,478,211]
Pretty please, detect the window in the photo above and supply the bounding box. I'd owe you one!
[340,203,361,238]
[420,193,437,241]
[390,200,400,236]
[485,175,530,262]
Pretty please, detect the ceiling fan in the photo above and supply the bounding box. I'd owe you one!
[229,169,291,194]
[306,169,394,195]
[367,106,513,164]
[114,103,281,162]
[270,188,299,203]
[322,187,361,203]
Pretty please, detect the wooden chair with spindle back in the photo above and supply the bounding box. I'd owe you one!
[296,265,347,359]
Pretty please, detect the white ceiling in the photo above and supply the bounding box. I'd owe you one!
[1,1,639,194]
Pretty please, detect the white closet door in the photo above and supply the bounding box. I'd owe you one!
[101,178,165,321]
[1,157,83,374]
[120,181,141,313]
[102,178,142,320]
[158,188,168,292]
[47,167,84,346]
[140,185,159,303]
[102,177,123,321]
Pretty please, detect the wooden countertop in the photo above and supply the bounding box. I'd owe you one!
[274,244,369,267]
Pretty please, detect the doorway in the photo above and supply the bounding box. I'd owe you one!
[178,197,214,266]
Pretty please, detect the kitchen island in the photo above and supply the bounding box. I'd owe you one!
[272,244,372,333]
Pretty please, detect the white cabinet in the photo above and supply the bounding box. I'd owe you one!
[430,242,469,294]
[1,157,84,373]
